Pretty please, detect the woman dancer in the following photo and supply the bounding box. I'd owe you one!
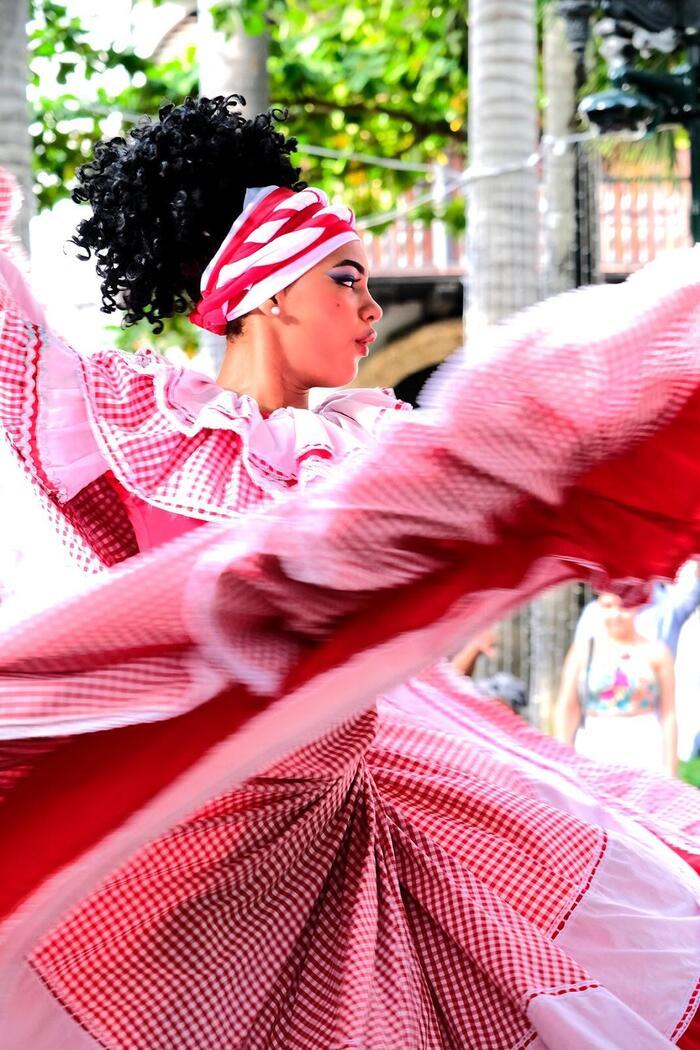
[2,96,696,865]
[1,97,700,1048]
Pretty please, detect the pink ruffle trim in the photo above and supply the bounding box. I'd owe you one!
[33,336,410,512]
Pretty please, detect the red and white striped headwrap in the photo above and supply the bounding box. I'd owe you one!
[190,185,359,334]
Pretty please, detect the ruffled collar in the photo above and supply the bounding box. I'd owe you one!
[39,340,411,515]
[149,356,411,492]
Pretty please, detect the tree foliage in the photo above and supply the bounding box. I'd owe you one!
[28,0,571,227]
[29,0,687,217]
[211,0,468,222]
[29,0,197,210]
[216,0,567,212]
[29,0,471,222]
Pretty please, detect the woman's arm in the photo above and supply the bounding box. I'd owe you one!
[554,643,583,746]
[652,642,677,777]
[451,628,497,677]
[451,640,483,677]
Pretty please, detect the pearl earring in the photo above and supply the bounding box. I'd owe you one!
[270,304,280,316]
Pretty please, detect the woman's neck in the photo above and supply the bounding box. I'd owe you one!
[216,332,309,414]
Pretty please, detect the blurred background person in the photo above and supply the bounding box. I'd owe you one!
[451,627,498,677]
[555,592,676,775]
[570,560,700,764]
[452,628,528,715]
[575,559,700,658]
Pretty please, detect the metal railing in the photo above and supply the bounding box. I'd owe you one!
[364,172,693,280]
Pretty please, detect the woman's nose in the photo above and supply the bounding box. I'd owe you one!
[363,291,383,323]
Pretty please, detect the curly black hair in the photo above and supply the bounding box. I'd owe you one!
[71,95,305,332]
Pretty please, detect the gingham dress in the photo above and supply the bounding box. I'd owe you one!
[1,177,700,1047]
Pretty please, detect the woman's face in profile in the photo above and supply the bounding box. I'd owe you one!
[274,241,383,389]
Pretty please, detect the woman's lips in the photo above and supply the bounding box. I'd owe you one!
[355,333,376,355]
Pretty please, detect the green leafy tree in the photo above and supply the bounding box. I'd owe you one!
[31,1,685,217]
[203,0,469,229]
[29,0,197,210]
[29,0,470,221]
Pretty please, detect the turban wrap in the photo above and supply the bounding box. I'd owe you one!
[190,185,359,335]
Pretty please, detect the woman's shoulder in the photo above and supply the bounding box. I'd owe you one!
[569,634,594,668]
[641,637,674,668]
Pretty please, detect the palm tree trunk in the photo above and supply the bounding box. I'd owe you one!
[525,8,580,731]
[530,10,601,731]
[542,9,577,296]
[196,2,269,376]
[0,0,32,248]
[466,0,539,698]
[197,2,269,113]
[467,0,539,332]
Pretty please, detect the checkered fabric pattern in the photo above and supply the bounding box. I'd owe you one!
[80,349,405,519]
[2,233,700,1044]
[83,348,269,517]
[31,708,604,1050]
[379,663,700,858]
[0,170,25,272]
[0,289,138,569]
[0,516,225,741]
[0,169,134,571]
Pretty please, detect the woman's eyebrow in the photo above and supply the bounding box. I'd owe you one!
[332,259,366,275]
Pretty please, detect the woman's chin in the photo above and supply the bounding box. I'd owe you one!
[317,365,360,389]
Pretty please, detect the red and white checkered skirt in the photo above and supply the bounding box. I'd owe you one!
[3,690,698,1048]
